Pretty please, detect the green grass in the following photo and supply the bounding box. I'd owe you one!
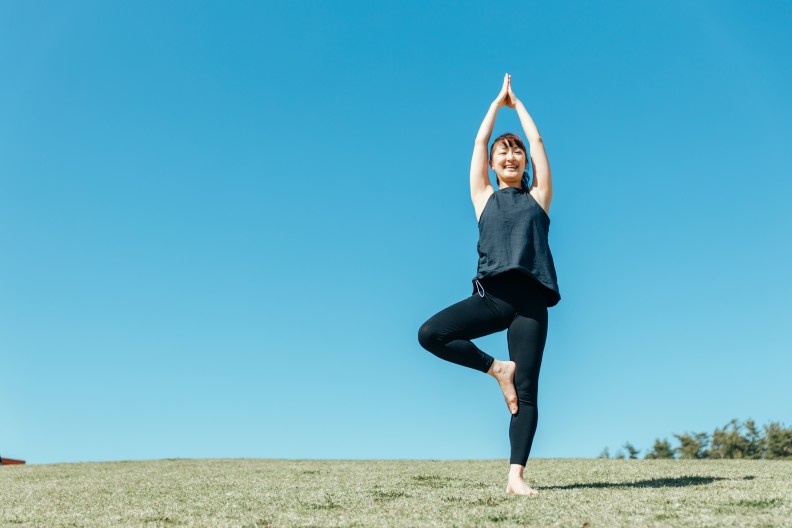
[1,458,791,527]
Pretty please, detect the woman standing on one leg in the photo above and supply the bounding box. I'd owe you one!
[418,74,561,496]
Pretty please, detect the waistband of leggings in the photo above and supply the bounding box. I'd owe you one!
[478,270,546,293]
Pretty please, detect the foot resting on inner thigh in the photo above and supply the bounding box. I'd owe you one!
[487,359,518,414]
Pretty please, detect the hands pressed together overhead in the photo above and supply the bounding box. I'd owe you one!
[494,73,520,109]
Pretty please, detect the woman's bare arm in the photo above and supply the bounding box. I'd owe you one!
[470,74,510,206]
[508,82,553,211]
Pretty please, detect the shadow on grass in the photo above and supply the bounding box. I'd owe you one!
[540,475,754,491]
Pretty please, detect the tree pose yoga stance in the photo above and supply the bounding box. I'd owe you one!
[418,74,560,497]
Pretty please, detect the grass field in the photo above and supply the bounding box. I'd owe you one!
[1,458,791,527]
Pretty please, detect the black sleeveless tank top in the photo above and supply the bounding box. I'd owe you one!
[472,186,561,307]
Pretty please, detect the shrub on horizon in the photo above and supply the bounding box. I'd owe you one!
[602,418,792,460]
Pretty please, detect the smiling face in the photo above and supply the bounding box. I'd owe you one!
[489,134,528,188]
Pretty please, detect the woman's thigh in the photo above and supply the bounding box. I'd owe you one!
[420,292,514,342]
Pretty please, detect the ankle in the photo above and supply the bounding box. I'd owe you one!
[488,359,510,377]
[509,464,525,478]
[487,359,501,377]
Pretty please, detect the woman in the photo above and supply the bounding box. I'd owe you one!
[418,74,560,496]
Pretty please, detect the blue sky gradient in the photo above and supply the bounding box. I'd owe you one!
[2,1,791,464]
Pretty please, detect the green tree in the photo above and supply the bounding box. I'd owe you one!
[744,419,765,459]
[597,447,610,459]
[765,422,792,460]
[674,432,709,459]
[623,442,640,459]
[644,438,674,459]
[710,418,750,459]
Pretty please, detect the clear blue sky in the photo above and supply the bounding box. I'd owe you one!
[2,1,791,464]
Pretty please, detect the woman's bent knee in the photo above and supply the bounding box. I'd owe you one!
[417,321,442,351]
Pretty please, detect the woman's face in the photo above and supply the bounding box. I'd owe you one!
[490,142,527,186]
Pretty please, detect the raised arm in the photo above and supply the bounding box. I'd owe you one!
[470,74,510,209]
[508,81,553,213]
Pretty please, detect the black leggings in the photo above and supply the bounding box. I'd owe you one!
[417,270,549,466]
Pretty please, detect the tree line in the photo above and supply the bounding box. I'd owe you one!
[598,418,792,460]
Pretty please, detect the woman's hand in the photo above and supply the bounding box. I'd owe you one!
[506,76,519,108]
[493,73,511,108]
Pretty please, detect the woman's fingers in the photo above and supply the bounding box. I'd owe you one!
[494,73,510,106]
[494,73,519,108]
[506,75,518,107]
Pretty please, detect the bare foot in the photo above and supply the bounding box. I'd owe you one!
[487,359,518,414]
[506,465,539,496]
[506,479,539,496]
